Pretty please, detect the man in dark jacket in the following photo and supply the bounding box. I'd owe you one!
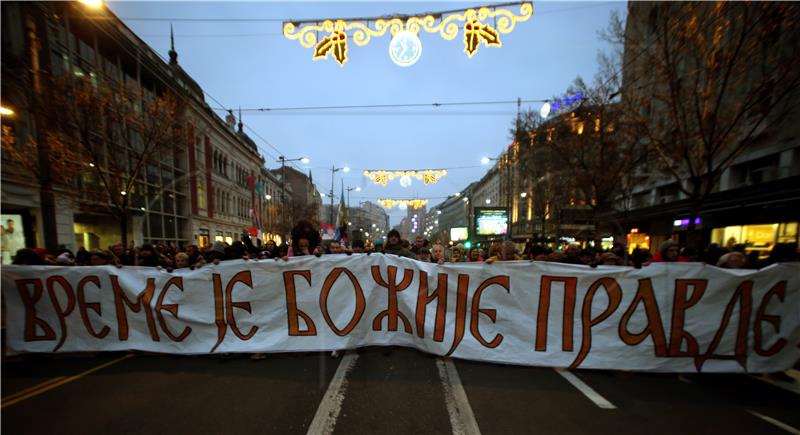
[383,230,415,259]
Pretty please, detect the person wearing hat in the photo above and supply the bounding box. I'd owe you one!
[717,251,747,269]
[649,239,688,263]
[383,229,415,259]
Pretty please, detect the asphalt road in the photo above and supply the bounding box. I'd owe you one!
[2,348,799,435]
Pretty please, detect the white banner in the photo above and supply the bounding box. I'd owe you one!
[2,255,799,372]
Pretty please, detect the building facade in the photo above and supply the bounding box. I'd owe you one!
[0,1,278,257]
[618,1,800,254]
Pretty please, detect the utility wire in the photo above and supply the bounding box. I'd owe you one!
[116,1,616,24]
[211,99,546,113]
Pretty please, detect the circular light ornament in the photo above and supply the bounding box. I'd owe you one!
[399,175,412,188]
[389,31,422,67]
[540,102,551,118]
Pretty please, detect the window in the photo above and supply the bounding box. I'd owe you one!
[197,179,206,210]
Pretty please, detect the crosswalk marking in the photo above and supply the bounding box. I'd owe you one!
[555,368,616,409]
[437,358,482,435]
[306,352,359,435]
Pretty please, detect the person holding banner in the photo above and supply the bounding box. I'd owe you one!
[485,241,521,263]
[383,229,415,259]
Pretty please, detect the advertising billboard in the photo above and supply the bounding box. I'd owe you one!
[450,227,469,241]
[474,207,508,236]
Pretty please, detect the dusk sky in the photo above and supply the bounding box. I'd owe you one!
[107,1,627,225]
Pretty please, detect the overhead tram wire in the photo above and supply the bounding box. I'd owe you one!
[210,99,547,113]
[115,1,617,24]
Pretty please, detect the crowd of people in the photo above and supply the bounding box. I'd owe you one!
[8,219,798,270]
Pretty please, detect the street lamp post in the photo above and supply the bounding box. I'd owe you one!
[277,156,309,236]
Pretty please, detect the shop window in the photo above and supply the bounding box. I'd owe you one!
[215,231,223,242]
[198,228,210,247]
[777,222,798,243]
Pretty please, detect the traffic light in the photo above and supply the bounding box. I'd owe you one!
[464,241,472,249]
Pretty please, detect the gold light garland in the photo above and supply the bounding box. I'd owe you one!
[363,169,448,186]
[283,2,533,66]
[378,199,430,209]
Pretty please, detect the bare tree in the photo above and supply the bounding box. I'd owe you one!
[29,74,185,247]
[622,2,800,242]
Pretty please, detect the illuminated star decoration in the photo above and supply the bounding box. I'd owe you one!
[378,199,429,209]
[283,2,533,66]
[363,169,448,186]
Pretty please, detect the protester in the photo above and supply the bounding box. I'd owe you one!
[430,244,446,264]
[468,247,485,262]
[351,240,365,254]
[411,236,425,255]
[89,249,119,266]
[416,246,432,263]
[285,220,323,258]
[598,252,624,266]
[649,240,686,263]
[328,241,344,254]
[383,230,415,259]
[717,251,747,269]
[11,248,47,265]
[486,240,519,263]
[449,244,466,263]
[110,243,134,266]
[261,240,279,259]
[174,252,191,270]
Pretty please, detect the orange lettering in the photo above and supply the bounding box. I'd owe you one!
[224,271,258,340]
[535,276,577,351]
[45,276,76,351]
[320,268,365,336]
[618,278,667,356]
[416,272,448,342]
[211,273,228,351]
[445,274,470,356]
[282,270,317,336]
[371,265,414,333]
[111,275,158,341]
[694,280,752,371]
[668,279,707,357]
[77,276,110,339]
[470,275,510,348]
[155,277,192,342]
[570,277,622,368]
[754,281,788,357]
[16,279,56,342]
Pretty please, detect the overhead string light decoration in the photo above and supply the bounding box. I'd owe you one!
[363,169,448,186]
[283,2,533,66]
[378,199,430,209]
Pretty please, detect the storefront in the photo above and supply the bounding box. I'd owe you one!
[711,222,798,258]
[626,228,650,253]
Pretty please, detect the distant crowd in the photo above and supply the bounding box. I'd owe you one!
[8,220,798,270]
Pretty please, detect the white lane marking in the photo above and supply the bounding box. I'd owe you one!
[436,358,482,435]
[747,410,800,435]
[554,368,616,409]
[752,370,800,397]
[306,352,359,435]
